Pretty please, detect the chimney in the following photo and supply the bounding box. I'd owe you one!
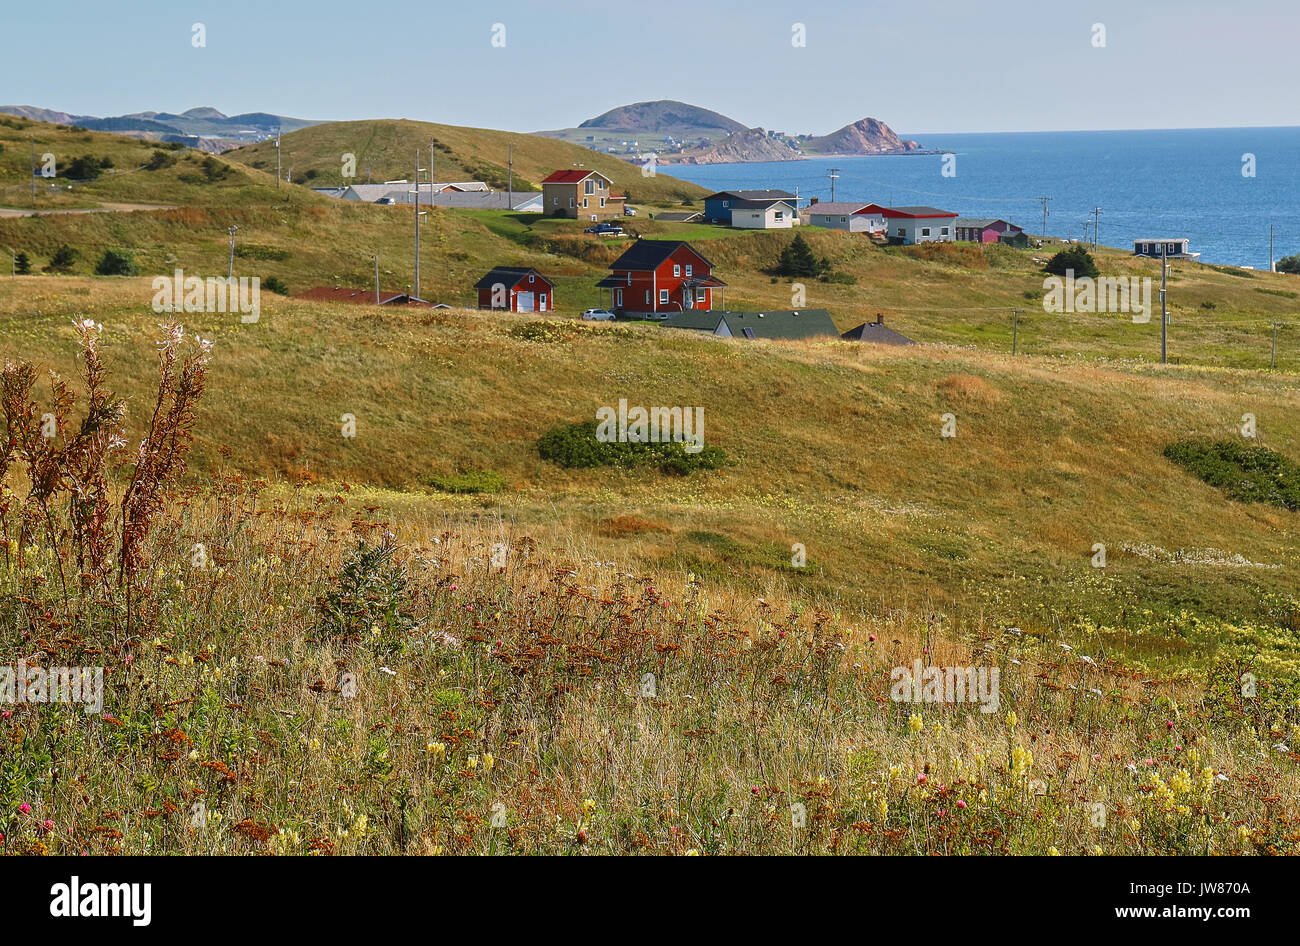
[875,313,884,325]
[809,197,819,205]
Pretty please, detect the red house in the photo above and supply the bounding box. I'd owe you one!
[597,240,726,315]
[474,267,555,312]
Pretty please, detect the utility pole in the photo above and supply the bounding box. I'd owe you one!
[30,136,36,204]
[507,143,513,211]
[414,150,422,299]
[1269,224,1275,272]
[1036,196,1051,241]
[227,226,238,281]
[275,129,281,190]
[374,255,380,305]
[1092,207,1103,250]
[1012,309,1019,355]
[827,167,840,203]
[1160,244,1168,364]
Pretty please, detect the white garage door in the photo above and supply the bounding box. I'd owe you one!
[516,291,534,312]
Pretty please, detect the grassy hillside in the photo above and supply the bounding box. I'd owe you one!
[226,118,707,204]
[3,283,1299,675]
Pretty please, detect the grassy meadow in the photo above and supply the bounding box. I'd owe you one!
[1,116,1299,856]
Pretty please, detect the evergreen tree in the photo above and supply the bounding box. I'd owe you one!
[777,233,822,277]
[14,251,31,275]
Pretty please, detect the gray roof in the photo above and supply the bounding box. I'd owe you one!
[707,189,796,201]
[889,206,958,217]
[720,309,836,341]
[729,197,797,210]
[841,321,917,346]
[953,217,1021,230]
[807,202,874,215]
[424,191,543,211]
[653,211,703,222]
[660,311,726,331]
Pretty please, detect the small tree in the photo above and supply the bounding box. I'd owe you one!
[264,275,289,295]
[1277,254,1300,275]
[14,251,31,275]
[1044,245,1099,279]
[776,233,825,278]
[47,245,78,273]
[95,249,139,276]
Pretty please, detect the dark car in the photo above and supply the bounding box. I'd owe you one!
[584,222,624,236]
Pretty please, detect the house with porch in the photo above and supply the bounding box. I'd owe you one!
[804,201,887,234]
[597,239,725,316]
[541,169,626,219]
[474,267,555,312]
[1133,238,1199,260]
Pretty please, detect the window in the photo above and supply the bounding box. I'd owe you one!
[685,264,692,276]
[615,289,623,306]
[659,289,669,304]
[600,197,605,208]
[528,274,534,283]
[626,272,631,285]
[840,216,847,223]
[582,198,588,208]
[696,288,706,302]
[721,200,729,207]
[775,211,784,221]
[940,227,949,236]
[645,290,651,304]
[673,264,680,277]
[921,227,931,237]
[552,197,558,206]
[584,180,595,195]
[569,197,575,208]
[897,228,905,236]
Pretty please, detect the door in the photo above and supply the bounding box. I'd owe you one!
[538,293,547,312]
[517,291,535,312]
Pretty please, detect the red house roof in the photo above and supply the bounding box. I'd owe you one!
[542,169,601,184]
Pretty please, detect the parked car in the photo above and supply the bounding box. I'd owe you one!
[375,196,396,205]
[623,207,638,216]
[581,308,617,321]
[584,223,624,236]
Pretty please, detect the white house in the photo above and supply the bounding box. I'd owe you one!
[877,205,958,244]
[728,198,799,229]
[805,201,886,234]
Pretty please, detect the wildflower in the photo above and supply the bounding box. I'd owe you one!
[467,755,478,769]
[1091,845,1103,856]
[956,800,967,809]
[1005,711,1018,728]
[685,849,700,856]
[1127,818,1141,833]
[18,803,31,815]
[40,820,54,833]
[908,713,924,734]
[978,790,989,805]
[877,798,888,819]
[583,799,597,816]
[426,742,446,758]
[1048,846,1061,856]
[483,753,495,772]
[1011,745,1033,780]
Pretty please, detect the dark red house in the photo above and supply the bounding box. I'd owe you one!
[597,240,726,316]
[474,267,555,312]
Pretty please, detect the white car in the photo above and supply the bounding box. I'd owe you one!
[582,309,617,321]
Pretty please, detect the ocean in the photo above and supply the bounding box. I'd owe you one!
[662,127,1300,268]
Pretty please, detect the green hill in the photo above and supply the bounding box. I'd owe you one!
[225,118,706,204]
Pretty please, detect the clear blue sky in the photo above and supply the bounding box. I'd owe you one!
[3,0,1296,134]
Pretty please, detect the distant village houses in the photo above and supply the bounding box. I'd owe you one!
[703,190,798,226]
[1133,238,1199,260]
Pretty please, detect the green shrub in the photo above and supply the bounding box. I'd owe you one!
[1276,254,1300,275]
[263,276,289,295]
[1163,439,1300,510]
[46,245,78,273]
[316,540,416,647]
[94,249,138,276]
[1043,245,1099,279]
[538,420,727,476]
[422,469,507,494]
[145,150,176,171]
[13,252,30,275]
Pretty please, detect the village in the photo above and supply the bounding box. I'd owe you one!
[292,164,1090,345]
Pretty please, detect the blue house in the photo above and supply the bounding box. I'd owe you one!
[703,189,798,225]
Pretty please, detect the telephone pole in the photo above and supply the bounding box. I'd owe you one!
[374,255,380,305]
[275,129,281,190]
[30,137,37,204]
[827,167,841,203]
[1036,196,1052,240]
[507,143,513,210]
[1269,224,1275,272]
[1091,207,1103,250]
[227,226,238,281]
[413,150,426,299]
[1160,244,1168,364]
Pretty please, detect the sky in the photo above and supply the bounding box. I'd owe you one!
[2,0,1297,135]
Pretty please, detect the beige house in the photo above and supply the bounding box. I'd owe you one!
[541,169,626,220]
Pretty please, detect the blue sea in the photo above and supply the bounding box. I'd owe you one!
[664,127,1300,268]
